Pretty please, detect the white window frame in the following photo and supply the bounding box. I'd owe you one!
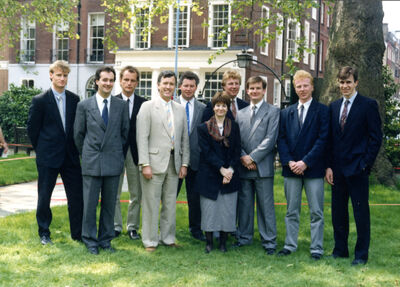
[20,18,36,63]
[310,32,316,71]
[275,14,283,60]
[131,6,151,50]
[260,6,269,56]
[21,79,34,88]
[136,71,153,99]
[53,22,69,62]
[273,79,281,107]
[327,9,330,27]
[285,79,291,103]
[321,3,325,25]
[312,0,317,20]
[303,20,310,65]
[319,40,324,72]
[202,71,224,101]
[87,13,105,63]
[208,1,231,49]
[286,19,300,61]
[260,76,268,102]
[168,3,190,48]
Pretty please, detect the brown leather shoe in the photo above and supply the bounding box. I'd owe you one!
[145,247,156,252]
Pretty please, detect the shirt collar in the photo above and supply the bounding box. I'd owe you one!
[342,91,357,104]
[121,93,134,102]
[96,92,111,103]
[251,100,263,110]
[52,87,65,98]
[298,98,313,110]
[179,96,194,105]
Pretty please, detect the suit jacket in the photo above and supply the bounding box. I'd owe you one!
[236,101,280,178]
[27,88,80,168]
[174,97,206,171]
[327,94,382,176]
[278,99,329,178]
[136,97,190,174]
[74,95,130,176]
[201,97,249,122]
[195,120,242,200]
[115,93,146,165]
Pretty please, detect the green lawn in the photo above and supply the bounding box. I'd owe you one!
[0,174,399,286]
[0,153,37,186]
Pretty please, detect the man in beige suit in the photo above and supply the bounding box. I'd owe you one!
[137,70,190,252]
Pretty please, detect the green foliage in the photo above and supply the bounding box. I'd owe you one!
[382,65,400,167]
[0,85,42,142]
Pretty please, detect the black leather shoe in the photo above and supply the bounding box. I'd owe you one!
[351,259,367,266]
[101,246,116,253]
[114,230,121,238]
[265,248,276,255]
[40,236,53,245]
[192,232,206,242]
[311,253,322,260]
[205,244,213,254]
[128,230,140,240]
[87,246,99,255]
[232,241,245,248]
[277,248,291,256]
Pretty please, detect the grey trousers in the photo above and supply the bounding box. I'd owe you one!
[237,177,277,249]
[283,177,324,254]
[114,149,142,232]
[140,155,178,248]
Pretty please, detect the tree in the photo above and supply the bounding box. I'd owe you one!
[320,0,395,185]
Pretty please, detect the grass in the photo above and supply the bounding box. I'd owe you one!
[0,173,399,286]
[0,153,37,186]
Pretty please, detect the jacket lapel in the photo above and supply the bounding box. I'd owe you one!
[46,89,66,135]
[156,98,172,139]
[300,99,317,133]
[191,100,201,135]
[88,96,107,131]
[248,102,267,139]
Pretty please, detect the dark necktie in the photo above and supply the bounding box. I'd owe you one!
[186,101,190,135]
[299,104,304,128]
[231,101,237,119]
[102,99,108,126]
[340,100,350,131]
[250,105,257,126]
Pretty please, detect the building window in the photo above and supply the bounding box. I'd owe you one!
[88,13,104,63]
[304,21,310,65]
[260,6,269,55]
[22,79,34,88]
[86,76,96,98]
[285,79,291,103]
[20,19,35,63]
[275,14,283,60]
[208,3,230,48]
[319,40,324,72]
[202,72,224,101]
[321,3,325,25]
[169,5,189,48]
[136,71,152,99]
[273,79,281,107]
[312,0,317,20]
[310,32,316,71]
[286,20,300,60]
[54,22,69,62]
[133,8,150,49]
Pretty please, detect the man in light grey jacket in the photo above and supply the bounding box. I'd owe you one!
[235,76,280,254]
[74,66,129,255]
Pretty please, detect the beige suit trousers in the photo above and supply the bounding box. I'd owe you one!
[141,154,179,247]
[114,149,142,232]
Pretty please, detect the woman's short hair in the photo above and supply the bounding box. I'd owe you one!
[211,91,231,108]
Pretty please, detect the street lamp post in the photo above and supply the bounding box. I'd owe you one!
[200,50,289,108]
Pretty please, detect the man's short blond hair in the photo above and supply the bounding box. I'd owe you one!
[222,69,241,87]
[293,70,313,86]
[49,60,70,74]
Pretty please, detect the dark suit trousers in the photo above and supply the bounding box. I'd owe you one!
[82,175,120,248]
[331,170,370,260]
[36,163,83,240]
[177,167,202,235]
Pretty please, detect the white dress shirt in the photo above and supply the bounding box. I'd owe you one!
[339,92,357,124]
[298,98,313,124]
[96,93,111,116]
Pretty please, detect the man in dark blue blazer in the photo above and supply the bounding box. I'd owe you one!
[27,60,83,245]
[325,66,382,266]
[201,69,248,122]
[277,70,329,260]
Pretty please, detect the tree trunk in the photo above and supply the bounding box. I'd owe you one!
[320,0,395,186]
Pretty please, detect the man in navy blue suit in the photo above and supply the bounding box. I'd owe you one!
[325,66,382,266]
[277,70,329,260]
[27,60,83,245]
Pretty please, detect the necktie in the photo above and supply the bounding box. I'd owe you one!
[250,105,257,126]
[299,104,304,128]
[57,95,65,131]
[166,103,174,145]
[127,98,132,119]
[231,101,237,119]
[185,101,190,135]
[340,100,350,131]
[102,99,108,126]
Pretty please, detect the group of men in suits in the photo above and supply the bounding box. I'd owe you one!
[27,61,382,264]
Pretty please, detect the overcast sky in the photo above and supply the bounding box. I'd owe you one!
[382,1,400,33]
